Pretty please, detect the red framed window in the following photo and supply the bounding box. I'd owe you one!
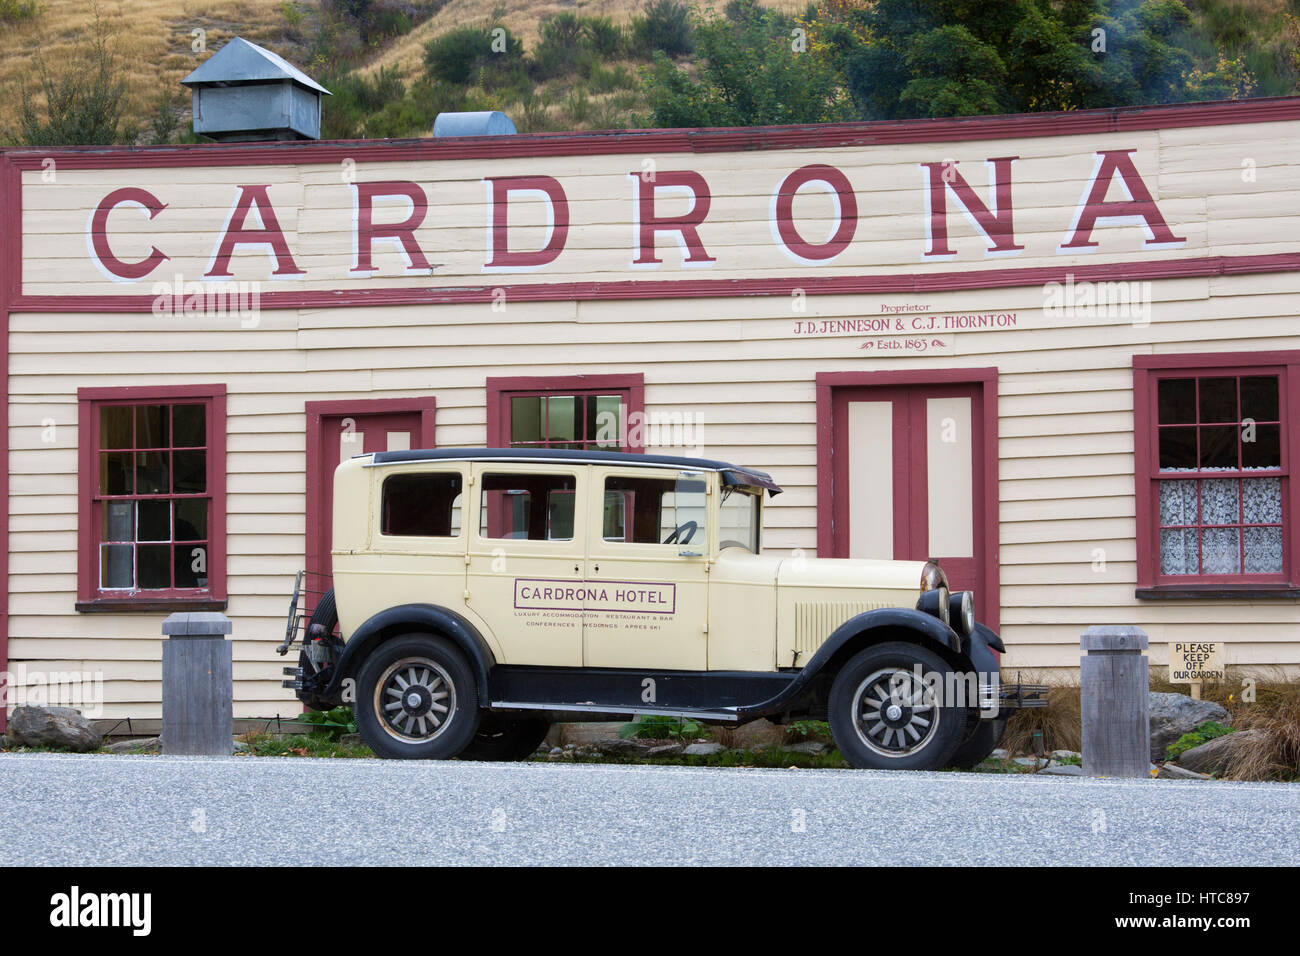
[1135,353,1300,595]
[77,385,227,610]
[486,374,645,452]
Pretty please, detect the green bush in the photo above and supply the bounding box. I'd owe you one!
[619,715,706,741]
[424,23,524,86]
[1166,720,1236,761]
[0,0,41,24]
[630,0,694,58]
[299,705,357,739]
[533,12,590,79]
[582,16,626,58]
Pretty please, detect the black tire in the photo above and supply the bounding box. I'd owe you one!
[828,642,967,771]
[354,633,480,759]
[458,714,551,762]
[947,716,1008,769]
[298,589,340,712]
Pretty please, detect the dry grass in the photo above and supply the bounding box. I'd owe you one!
[1223,682,1300,781]
[0,0,303,140]
[1003,684,1082,755]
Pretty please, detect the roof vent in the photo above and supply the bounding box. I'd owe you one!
[182,37,331,142]
[433,111,517,137]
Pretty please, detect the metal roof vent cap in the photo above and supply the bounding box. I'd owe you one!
[181,36,331,142]
[433,111,517,137]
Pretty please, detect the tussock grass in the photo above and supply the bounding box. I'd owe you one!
[1003,683,1082,755]
[1223,682,1300,781]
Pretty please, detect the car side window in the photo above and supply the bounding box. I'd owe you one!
[480,472,576,541]
[603,475,708,545]
[381,472,463,537]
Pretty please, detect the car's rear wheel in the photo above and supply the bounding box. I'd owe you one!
[829,642,967,771]
[354,634,480,759]
[458,714,551,761]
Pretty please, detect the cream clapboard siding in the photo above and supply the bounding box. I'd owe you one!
[9,112,1300,714]
[10,270,1300,714]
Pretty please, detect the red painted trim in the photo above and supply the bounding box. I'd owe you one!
[1133,352,1300,591]
[485,374,646,452]
[0,154,9,732]
[12,251,1300,313]
[3,96,1298,169]
[304,396,437,585]
[76,384,228,607]
[815,368,1000,632]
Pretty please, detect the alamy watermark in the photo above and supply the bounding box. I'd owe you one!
[151,272,261,327]
[596,404,706,456]
[1043,273,1152,327]
[2,665,105,718]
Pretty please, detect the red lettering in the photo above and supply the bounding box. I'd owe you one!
[206,184,305,278]
[484,175,569,269]
[631,170,715,266]
[352,181,431,274]
[922,157,1022,257]
[1061,149,1185,250]
[88,187,169,280]
[773,164,858,262]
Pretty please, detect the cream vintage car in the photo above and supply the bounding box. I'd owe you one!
[281,448,1041,770]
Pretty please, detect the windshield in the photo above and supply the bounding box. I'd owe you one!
[718,486,761,553]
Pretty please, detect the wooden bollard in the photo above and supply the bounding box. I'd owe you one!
[1080,625,1150,778]
[162,611,233,756]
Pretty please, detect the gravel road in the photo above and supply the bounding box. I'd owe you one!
[2,752,1296,866]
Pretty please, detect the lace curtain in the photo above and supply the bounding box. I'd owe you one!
[1159,476,1282,574]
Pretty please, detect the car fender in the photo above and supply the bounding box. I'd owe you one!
[323,603,496,703]
[737,607,962,719]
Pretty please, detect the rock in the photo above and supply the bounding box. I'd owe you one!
[1158,763,1212,780]
[1148,692,1229,762]
[340,733,363,747]
[6,706,102,752]
[233,740,249,753]
[1039,764,1083,776]
[683,742,725,756]
[990,748,1009,760]
[548,747,563,757]
[1050,750,1081,761]
[646,743,683,757]
[596,738,652,757]
[1014,756,1049,768]
[105,736,161,754]
[1176,730,1261,776]
[785,741,828,755]
[727,719,790,750]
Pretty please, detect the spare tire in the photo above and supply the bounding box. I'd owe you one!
[298,589,340,712]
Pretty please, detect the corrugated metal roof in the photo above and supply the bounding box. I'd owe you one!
[182,36,330,95]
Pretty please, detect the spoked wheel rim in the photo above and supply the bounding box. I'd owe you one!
[373,656,456,743]
[852,667,940,758]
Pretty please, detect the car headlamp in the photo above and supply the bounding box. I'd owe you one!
[948,590,975,636]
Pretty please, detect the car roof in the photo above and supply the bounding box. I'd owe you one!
[367,447,782,495]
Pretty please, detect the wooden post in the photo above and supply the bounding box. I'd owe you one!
[162,611,233,756]
[1080,625,1150,778]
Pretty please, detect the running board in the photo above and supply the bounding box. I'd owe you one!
[490,700,741,722]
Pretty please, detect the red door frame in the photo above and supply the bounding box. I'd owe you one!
[304,397,437,583]
[815,368,1000,632]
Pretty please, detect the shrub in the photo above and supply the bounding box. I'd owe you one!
[15,21,128,146]
[618,715,705,741]
[533,12,590,79]
[581,16,626,58]
[0,0,40,24]
[424,23,524,86]
[630,0,694,58]
[1165,720,1235,761]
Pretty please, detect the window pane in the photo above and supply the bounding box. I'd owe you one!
[593,395,623,448]
[102,501,133,542]
[510,397,541,445]
[138,499,171,541]
[604,475,707,544]
[546,396,577,444]
[603,489,628,540]
[137,544,170,588]
[135,405,168,449]
[136,452,169,495]
[1158,427,1197,470]
[172,404,206,447]
[1160,528,1198,574]
[381,473,464,537]
[173,450,206,494]
[1199,479,1238,526]
[1198,426,1238,470]
[547,491,575,539]
[1159,481,1197,526]
[1198,377,1237,424]
[1244,527,1283,574]
[1243,477,1282,524]
[1240,376,1279,422]
[101,544,133,588]
[174,499,207,540]
[1157,378,1196,424]
[100,406,133,449]
[1242,424,1280,470]
[1201,527,1240,575]
[479,473,575,540]
[174,545,207,589]
[100,452,132,495]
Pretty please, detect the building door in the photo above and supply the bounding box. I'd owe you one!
[821,372,997,628]
[304,398,436,601]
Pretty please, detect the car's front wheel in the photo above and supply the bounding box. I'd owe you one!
[354,634,480,759]
[829,642,967,771]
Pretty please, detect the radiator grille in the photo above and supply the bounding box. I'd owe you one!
[793,600,889,657]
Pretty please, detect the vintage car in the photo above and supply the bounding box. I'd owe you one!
[281,448,1042,770]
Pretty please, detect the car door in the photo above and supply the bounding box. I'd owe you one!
[582,467,709,671]
[465,462,586,667]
